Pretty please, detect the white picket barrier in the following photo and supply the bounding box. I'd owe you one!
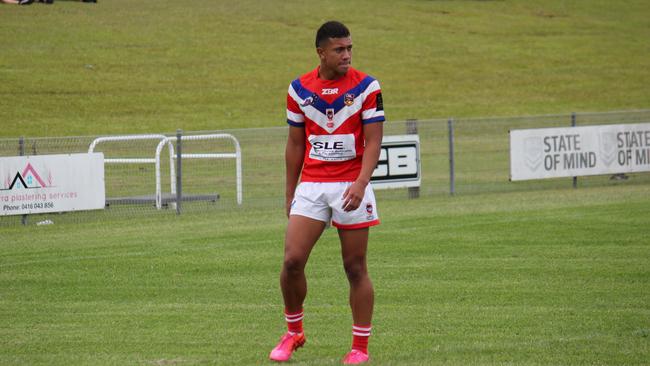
[155,133,242,208]
[89,135,175,208]
[89,133,241,209]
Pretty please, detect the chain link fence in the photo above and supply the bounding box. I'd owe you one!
[1,110,649,226]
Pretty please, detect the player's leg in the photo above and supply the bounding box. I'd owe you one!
[329,181,378,364]
[331,182,377,326]
[339,227,374,364]
[281,214,326,313]
[339,227,374,324]
[270,214,326,362]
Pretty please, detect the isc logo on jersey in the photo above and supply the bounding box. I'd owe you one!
[321,88,339,95]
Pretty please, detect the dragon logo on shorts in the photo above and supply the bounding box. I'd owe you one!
[365,203,374,220]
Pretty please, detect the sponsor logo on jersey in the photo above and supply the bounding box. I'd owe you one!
[308,134,356,162]
[375,92,384,111]
[344,93,355,106]
[322,88,339,95]
[301,93,319,107]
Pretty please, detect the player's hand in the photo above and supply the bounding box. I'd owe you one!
[341,181,366,212]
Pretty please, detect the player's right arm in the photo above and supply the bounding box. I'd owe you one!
[285,81,307,217]
[285,125,305,218]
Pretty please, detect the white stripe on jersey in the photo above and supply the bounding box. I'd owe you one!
[287,109,305,123]
[303,102,363,133]
[288,84,306,108]
[288,80,382,133]
[361,108,385,121]
[362,80,381,99]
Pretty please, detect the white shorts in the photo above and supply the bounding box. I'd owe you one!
[290,182,380,229]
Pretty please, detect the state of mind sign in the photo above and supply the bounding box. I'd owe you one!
[510,123,650,181]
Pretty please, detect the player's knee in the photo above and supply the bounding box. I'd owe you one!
[343,257,367,284]
[283,257,306,276]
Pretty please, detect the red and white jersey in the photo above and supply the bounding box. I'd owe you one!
[286,66,385,182]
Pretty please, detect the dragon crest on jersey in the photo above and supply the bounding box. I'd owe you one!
[326,108,334,127]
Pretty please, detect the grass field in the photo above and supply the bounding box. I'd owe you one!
[1,0,649,137]
[1,0,650,365]
[1,185,649,365]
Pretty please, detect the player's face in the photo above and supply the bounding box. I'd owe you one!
[318,37,352,78]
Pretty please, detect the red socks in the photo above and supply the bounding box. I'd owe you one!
[285,309,304,335]
[284,310,371,354]
[352,324,371,354]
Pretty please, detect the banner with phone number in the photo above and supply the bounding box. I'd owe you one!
[1,153,105,216]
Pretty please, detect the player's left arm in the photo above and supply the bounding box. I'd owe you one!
[342,121,383,212]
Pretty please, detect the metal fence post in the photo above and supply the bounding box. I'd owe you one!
[571,112,577,189]
[448,118,455,196]
[176,129,182,215]
[406,118,419,199]
[19,137,27,225]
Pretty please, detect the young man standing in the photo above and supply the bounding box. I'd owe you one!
[269,21,384,364]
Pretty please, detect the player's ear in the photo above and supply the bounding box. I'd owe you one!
[316,47,325,60]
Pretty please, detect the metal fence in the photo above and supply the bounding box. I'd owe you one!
[1,110,649,226]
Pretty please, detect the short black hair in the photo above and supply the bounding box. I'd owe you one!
[315,21,350,48]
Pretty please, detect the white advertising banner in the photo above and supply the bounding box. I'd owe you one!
[371,135,421,189]
[510,123,650,181]
[0,153,105,216]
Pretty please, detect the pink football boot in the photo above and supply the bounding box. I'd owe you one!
[269,332,306,362]
[342,349,369,364]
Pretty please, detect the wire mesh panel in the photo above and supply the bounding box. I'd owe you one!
[1,110,649,226]
[229,127,288,209]
[381,119,448,199]
[451,111,650,194]
[453,115,571,194]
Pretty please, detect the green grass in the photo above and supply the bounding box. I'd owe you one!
[1,0,649,137]
[1,1,649,365]
[1,185,649,365]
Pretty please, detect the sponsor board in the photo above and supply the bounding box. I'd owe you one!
[510,123,650,181]
[0,153,105,216]
[371,135,421,189]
